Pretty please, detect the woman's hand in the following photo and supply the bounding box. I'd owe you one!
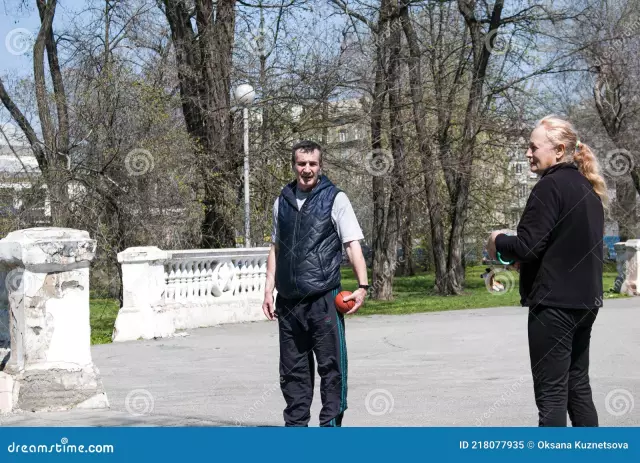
[486,229,512,261]
[507,262,521,273]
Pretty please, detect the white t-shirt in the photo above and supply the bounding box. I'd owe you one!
[272,189,364,244]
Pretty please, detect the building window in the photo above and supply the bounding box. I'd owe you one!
[516,163,522,174]
[518,184,527,198]
[339,130,347,142]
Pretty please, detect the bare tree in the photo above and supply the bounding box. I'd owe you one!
[578,0,640,239]
[160,0,239,248]
[0,0,70,226]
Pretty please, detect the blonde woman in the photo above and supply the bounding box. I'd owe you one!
[486,115,607,427]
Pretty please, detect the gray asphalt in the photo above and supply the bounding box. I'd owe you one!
[2,298,639,427]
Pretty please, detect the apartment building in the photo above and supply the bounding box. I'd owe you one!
[0,145,49,225]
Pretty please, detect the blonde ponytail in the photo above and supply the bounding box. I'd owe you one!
[573,142,609,207]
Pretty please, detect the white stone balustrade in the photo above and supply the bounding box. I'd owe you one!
[614,240,640,296]
[113,247,270,342]
[0,228,109,414]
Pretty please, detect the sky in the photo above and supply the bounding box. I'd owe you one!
[0,0,88,74]
[0,0,87,144]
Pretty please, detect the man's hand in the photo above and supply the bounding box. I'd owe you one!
[262,244,277,321]
[343,288,366,315]
[262,292,276,320]
[343,240,368,315]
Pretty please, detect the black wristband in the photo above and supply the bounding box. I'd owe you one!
[358,284,370,290]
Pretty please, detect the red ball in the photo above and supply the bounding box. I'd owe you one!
[335,291,356,313]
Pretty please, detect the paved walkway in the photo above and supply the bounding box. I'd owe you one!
[2,298,639,427]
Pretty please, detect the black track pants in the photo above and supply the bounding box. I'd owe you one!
[276,288,348,427]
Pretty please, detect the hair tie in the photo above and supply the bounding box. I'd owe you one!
[576,140,581,151]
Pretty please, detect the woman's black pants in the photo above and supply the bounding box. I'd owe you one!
[528,305,599,427]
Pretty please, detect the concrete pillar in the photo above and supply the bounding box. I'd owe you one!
[0,228,109,413]
[113,246,170,342]
[621,240,640,296]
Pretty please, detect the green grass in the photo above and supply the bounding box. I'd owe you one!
[88,263,625,344]
[89,298,121,345]
[340,263,625,316]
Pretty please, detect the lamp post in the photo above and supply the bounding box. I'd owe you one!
[234,84,255,248]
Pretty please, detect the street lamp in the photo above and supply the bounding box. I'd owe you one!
[234,84,255,248]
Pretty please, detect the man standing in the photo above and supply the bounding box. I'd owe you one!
[262,140,369,427]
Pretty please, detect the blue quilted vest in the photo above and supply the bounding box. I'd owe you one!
[275,175,342,299]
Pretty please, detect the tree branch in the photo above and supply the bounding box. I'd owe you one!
[34,0,57,155]
[0,77,46,166]
[237,0,296,8]
[37,0,69,154]
[328,0,376,33]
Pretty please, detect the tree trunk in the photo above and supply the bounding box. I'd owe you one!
[448,0,504,294]
[400,1,448,291]
[0,0,71,227]
[632,169,640,199]
[593,72,639,238]
[370,0,390,300]
[398,208,415,276]
[377,8,404,301]
[163,0,238,248]
[37,0,69,155]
